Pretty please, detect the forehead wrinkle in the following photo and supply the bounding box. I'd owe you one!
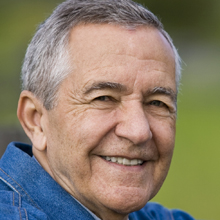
[105,52,172,64]
[83,81,127,95]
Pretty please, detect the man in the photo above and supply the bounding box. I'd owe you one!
[0,0,194,219]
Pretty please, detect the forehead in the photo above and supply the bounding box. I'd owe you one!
[69,24,174,63]
[66,24,176,91]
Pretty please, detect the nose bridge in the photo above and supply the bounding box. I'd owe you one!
[115,101,152,145]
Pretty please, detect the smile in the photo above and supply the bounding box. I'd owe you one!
[102,156,144,166]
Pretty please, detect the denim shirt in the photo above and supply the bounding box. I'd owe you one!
[0,142,195,220]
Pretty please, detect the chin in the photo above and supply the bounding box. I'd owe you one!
[101,187,152,215]
[109,198,148,215]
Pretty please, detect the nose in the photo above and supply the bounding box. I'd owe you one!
[115,101,152,145]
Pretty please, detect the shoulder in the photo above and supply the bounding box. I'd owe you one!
[0,190,49,220]
[0,143,49,219]
[129,202,195,220]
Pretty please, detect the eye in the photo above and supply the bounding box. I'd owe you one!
[146,99,176,116]
[94,96,112,102]
[149,100,166,107]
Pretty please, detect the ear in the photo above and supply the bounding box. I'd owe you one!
[17,90,47,151]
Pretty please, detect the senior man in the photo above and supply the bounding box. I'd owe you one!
[0,0,194,219]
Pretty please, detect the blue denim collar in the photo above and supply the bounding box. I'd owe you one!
[0,142,95,220]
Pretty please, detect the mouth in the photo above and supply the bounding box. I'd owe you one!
[101,156,145,166]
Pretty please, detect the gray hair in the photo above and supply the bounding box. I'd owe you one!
[22,0,181,110]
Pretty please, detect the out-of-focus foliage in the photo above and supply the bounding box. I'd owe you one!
[0,0,63,125]
[138,0,220,41]
[0,0,219,219]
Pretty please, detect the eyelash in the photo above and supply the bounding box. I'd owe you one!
[149,100,166,107]
[94,96,114,102]
[94,96,167,107]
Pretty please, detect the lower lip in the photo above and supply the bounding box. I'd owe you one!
[100,157,148,172]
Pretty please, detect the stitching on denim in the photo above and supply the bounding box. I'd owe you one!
[18,207,22,220]
[0,176,20,194]
[0,168,40,209]
[19,193,21,207]
[13,191,15,206]
[24,208,28,220]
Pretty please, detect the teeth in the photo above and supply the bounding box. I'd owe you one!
[103,156,144,166]
[123,158,130,165]
[131,159,138,166]
[111,157,117,163]
[118,157,123,164]
[106,156,111,161]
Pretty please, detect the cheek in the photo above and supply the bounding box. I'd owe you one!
[150,116,176,152]
[71,109,118,147]
[148,118,175,199]
[47,108,117,168]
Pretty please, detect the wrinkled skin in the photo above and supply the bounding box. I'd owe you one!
[33,24,177,220]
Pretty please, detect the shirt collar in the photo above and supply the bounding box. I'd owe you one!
[0,142,95,220]
[71,196,101,220]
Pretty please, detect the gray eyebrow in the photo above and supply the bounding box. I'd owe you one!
[83,81,127,94]
[147,87,177,103]
[83,83,176,104]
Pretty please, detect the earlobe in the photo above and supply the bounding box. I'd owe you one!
[17,91,47,151]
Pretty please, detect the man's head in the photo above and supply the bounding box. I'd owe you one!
[18,1,181,219]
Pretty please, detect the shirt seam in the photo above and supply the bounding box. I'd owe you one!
[24,208,28,220]
[0,176,20,195]
[18,207,22,220]
[0,168,40,210]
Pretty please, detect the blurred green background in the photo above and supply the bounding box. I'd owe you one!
[0,0,219,219]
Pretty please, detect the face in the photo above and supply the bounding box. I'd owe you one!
[40,24,176,219]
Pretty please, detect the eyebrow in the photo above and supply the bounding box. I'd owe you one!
[83,82,177,103]
[83,81,127,94]
[147,87,177,103]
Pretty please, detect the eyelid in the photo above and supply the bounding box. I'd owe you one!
[145,94,175,106]
[93,95,117,102]
[149,100,167,107]
[145,98,176,112]
[94,96,110,101]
